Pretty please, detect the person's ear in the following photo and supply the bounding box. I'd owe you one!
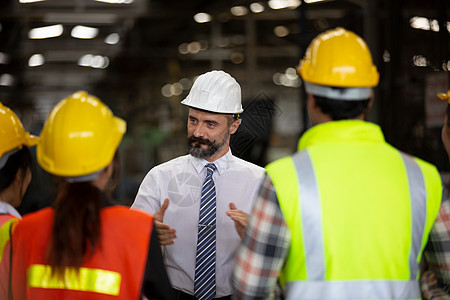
[307,94,317,111]
[368,92,374,110]
[12,168,24,189]
[229,119,240,134]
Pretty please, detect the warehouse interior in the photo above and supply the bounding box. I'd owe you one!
[0,0,448,213]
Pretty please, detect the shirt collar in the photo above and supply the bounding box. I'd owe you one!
[0,201,22,219]
[190,149,233,176]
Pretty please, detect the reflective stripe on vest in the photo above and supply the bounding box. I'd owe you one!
[0,218,15,263]
[284,280,420,299]
[400,153,426,280]
[27,264,121,296]
[283,151,426,299]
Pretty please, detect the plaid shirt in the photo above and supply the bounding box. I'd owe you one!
[232,175,290,299]
[422,197,450,299]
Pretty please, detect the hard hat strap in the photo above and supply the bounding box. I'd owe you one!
[305,82,371,101]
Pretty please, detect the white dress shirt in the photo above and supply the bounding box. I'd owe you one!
[132,150,265,297]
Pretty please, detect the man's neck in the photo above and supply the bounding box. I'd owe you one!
[313,113,366,126]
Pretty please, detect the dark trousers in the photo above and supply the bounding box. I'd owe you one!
[173,289,231,300]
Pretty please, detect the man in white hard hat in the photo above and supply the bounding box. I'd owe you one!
[132,70,265,300]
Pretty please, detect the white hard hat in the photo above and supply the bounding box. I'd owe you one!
[181,70,243,114]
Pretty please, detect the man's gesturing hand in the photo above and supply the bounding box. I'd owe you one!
[154,198,177,245]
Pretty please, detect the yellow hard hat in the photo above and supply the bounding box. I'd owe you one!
[0,102,39,159]
[37,91,126,178]
[437,90,450,103]
[297,27,379,88]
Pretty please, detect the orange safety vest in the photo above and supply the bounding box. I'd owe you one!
[11,206,153,300]
[0,214,18,299]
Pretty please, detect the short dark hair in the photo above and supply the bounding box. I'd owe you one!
[314,95,370,121]
[0,147,33,192]
[226,114,240,127]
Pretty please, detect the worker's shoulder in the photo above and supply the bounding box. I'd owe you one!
[104,205,154,222]
[230,155,265,175]
[20,207,53,223]
[404,152,441,182]
[14,207,54,235]
[406,152,439,171]
[265,153,297,172]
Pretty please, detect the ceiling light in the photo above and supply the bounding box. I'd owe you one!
[92,56,109,69]
[410,17,435,31]
[250,3,265,13]
[78,54,109,69]
[105,33,120,44]
[273,73,282,85]
[274,26,289,37]
[28,54,45,67]
[187,42,201,54]
[268,0,301,10]
[231,6,248,16]
[199,40,208,51]
[273,70,301,87]
[171,83,183,96]
[430,20,440,32]
[410,17,450,33]
[178,43,189,55]
[0,52,9,64]
[383,50,391,62]
[71,25,98,39]
[281,74,299,87]
[28,24,63,39]
[285,67,298,80]
[304,0,326,3]
[412,55,428,67]
[179,78,192,90]
[19,0,46,3]
[161,84,172,97]
[194,13,212,23]
[78,54,93,66]
[230,52,245,64]
[0,74,14,86]
[95,0,134,3]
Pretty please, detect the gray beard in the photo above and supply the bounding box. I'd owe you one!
[187,130,229,159]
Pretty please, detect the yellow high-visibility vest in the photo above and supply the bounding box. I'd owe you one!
[0,216,16,263]
[0,215,18,299]
[266,120,442,300]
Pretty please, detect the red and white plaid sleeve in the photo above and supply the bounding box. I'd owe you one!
[232,175,291,300]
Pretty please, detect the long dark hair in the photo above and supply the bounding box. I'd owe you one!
[46,152,120,279]
[0,147,32,193]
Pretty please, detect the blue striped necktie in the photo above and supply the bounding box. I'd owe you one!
[194,163,217,300]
